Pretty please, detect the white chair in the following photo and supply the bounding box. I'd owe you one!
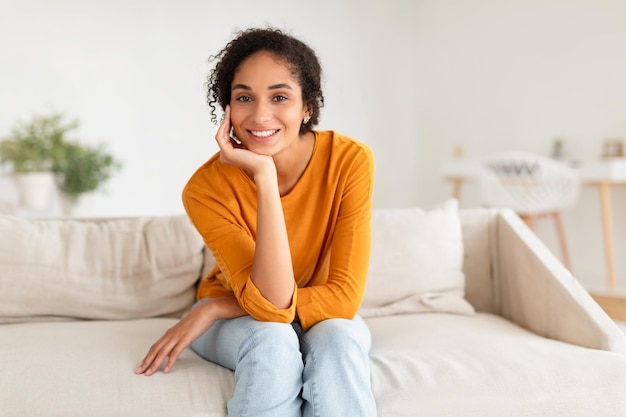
[478,152,580,270]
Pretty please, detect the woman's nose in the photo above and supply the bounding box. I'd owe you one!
[251,101,272,123]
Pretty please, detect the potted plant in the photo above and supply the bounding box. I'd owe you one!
[53,141,121,217]
[0,113,78,210]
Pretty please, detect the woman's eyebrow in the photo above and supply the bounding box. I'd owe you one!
[269,83,293,90]
[232,83,294,91]
[232,84,251,91]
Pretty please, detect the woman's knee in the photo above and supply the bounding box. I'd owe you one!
[193,316,301,371]
[304,316,372,354]
[238,318,301,363]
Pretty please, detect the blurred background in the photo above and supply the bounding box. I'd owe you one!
[2,0,626,294]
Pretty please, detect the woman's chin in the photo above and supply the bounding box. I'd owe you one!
[242,141,276,156]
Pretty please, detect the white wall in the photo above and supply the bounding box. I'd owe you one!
[2,0,626,288]
[0,0,404,216]
[408,0,626,290]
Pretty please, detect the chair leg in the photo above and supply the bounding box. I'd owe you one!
[552,212,572,271]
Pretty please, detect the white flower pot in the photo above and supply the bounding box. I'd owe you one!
[13,172,55,210]
[60,193,94,217]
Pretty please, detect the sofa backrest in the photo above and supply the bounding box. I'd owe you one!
[1,205,498,324]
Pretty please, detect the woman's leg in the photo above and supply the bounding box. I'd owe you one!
[297,316,377,417]
[191,313,303,417]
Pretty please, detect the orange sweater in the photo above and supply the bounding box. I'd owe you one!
[182,130,374,330]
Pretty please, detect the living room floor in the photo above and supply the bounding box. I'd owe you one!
[580,276,626,335]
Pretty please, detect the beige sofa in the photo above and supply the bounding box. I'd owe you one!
[1,203,626,417]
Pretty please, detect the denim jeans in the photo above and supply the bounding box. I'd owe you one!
[190,301,377,417]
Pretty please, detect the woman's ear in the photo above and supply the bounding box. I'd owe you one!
[303,105,312,124]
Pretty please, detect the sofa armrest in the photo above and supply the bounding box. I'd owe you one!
[492,209,626,353]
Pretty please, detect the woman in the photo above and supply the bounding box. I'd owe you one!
[136,27,377,417]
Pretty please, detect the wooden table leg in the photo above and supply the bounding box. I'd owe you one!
[520,214,535,230]
[598,183,617,290]
[450,178,463,201]
[552,212,572,271]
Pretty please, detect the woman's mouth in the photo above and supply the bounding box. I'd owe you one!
[249,129,278,140]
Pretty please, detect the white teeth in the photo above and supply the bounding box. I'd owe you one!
[250,130,277,138]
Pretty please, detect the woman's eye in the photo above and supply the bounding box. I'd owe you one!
[236,96,252,102]
[273,95,287,102]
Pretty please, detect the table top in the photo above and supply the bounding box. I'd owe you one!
[442,157,626,183]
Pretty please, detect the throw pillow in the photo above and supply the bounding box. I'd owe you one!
[0,215,205,323]
[359,199,474,318]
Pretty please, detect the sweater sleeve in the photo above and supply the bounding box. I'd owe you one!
[295,145,374,330]
[183,176,297,324]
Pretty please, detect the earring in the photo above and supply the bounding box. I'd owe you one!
[303,115,311,124]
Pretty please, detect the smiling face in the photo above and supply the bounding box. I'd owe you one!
[229,50,309,157]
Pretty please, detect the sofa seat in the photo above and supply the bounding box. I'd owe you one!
[3,312,626,417]
[368,313,626,417]
[0,318,232,417]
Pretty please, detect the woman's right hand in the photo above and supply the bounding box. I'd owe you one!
[135,297,246,376]
[216,105,275,178]
[135,300,216,376]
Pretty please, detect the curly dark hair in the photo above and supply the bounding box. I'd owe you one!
[207,27,324,134]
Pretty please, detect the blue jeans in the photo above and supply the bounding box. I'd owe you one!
[190,301,377,417]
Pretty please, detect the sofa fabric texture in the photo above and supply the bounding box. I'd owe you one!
[3,313,626,417]
[0,215,205,323]
[1,205,626,417]
[360,199,475,318]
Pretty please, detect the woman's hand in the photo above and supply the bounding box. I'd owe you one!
[216,105,275,178]
[135,297,246,376]
[135,301,216,376]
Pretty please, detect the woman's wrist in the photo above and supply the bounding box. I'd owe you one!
[251,160,277,186]
[204,296,247,321]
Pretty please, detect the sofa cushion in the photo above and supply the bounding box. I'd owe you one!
[2,314,625,417]
[0,318,233,417]
[367,313,626,417]
[0,215,205,323]
[360,199,474,318]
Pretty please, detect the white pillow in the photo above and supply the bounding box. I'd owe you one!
[0,215,205,323]
[360,199,474,318]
